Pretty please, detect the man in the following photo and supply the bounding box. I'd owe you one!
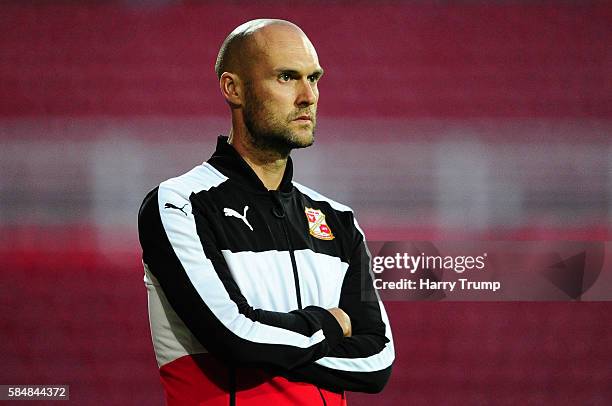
[138,19,394,406]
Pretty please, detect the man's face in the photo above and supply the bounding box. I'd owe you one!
[241,27,323,155]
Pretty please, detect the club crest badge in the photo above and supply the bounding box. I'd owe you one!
[305,207,334,240]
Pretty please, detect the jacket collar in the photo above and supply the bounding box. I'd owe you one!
[207,135,295,193]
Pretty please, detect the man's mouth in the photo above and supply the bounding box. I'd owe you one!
[293,115,312,122]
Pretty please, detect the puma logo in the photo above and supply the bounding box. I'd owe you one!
[223,206,253,231]
[164,202,189,216]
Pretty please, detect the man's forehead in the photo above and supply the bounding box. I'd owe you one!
[251,24,320,72]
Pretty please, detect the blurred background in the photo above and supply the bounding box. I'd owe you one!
[1,1,611,404]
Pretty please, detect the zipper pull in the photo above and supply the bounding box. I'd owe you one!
[270,191,285,218]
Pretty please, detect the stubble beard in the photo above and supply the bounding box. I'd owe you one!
[243,86,316,158]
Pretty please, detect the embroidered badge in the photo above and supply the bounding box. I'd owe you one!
[305,207,334,240]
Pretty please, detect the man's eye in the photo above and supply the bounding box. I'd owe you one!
[279,73,291,82]
[308,75,318,83]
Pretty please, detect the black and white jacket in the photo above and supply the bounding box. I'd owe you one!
[138,136,394,400]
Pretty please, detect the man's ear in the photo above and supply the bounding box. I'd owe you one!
[220,72,243,107]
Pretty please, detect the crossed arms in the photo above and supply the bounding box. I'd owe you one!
[138,185,394,393]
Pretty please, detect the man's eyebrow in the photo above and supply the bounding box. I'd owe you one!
[274,68,324,77]
[310,68,324,77]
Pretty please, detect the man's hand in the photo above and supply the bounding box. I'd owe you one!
[327,307,352,337]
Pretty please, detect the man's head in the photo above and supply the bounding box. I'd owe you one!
[216,19,323,156]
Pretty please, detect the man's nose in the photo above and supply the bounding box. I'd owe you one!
[296,79,317,107]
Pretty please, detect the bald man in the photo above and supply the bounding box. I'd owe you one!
[138,19,394,406]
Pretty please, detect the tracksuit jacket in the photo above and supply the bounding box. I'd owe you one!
[138,136,394,405]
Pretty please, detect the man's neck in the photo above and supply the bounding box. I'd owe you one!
[228,129,288,191]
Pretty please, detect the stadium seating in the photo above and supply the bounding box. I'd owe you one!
[1,2,610,405]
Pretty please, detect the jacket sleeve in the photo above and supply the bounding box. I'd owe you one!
[138,185,344,370]
[281,217,395,393]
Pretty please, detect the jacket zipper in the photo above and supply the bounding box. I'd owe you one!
[272,192,328,406]
[283,220,302,310]
[229,365,236,406]
[271,191,302,310]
